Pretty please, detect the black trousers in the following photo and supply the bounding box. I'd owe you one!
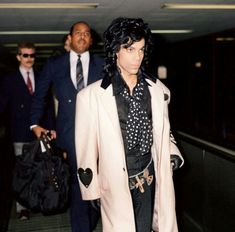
[130,161,155,232]
[70,176,100,232]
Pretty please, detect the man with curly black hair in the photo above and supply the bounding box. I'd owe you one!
[75,17,184,232]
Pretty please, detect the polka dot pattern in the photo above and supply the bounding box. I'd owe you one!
[121,80,153,155]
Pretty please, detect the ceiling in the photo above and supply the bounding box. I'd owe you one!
[0,0,235,58]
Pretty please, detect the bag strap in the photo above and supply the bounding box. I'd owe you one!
[39,132,60,190]
[39,132,54,157]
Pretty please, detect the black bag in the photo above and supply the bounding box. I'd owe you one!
[12,133,70,214]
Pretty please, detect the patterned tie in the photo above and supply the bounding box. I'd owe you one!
[27,71,33,95]
[76,55,84,91]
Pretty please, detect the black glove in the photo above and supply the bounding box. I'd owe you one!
[91,199,101,211]
[170,154,182,171]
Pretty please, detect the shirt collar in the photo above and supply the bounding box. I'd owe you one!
[101,69,157,94]
[70,50,89,62]
[112,71,126,96]
[112,70,156,96]
[19,66,33,75]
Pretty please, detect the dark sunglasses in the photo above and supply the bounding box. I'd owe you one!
[19,53,36,58]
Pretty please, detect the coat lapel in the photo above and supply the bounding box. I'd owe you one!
[147,79,164,151]
[87,54,102,85]
[16,70,30,94]
[61,53,77,93]
[100,85,123,139]
[87,54,95,85]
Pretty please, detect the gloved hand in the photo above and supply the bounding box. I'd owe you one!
[91,199,101,211]
[170,154,183,171]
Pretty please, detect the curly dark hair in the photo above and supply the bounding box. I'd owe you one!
[103,17,153,78]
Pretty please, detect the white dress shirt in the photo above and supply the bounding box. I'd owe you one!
[19,66,35,92]
[70,50,90,89]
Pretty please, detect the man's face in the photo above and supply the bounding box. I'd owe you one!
[16,48,35,69]
[116,38,145,78]
[68,23,93,54]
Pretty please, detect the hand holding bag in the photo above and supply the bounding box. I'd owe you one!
[12,133,70,214]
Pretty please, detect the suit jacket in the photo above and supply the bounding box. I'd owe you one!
[0,69,55,142]
[30,52,103,170]
[75,78,184,232]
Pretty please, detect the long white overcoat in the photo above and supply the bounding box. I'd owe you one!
[75,78,184,232]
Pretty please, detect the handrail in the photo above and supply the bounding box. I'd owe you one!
[176,131,235,161]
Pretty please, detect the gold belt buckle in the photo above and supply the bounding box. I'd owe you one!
[143,168,153,186]
[135,176,145,193]
[134,168,153,193]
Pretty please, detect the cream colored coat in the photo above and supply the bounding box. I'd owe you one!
[75,78,184,232]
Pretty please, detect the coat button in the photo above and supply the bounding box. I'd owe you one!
[68,99,72,103]
[123,168,125,171]
[20,104,24,108]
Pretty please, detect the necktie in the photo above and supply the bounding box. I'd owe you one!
[76,55,84,91]
[27,71,33,95]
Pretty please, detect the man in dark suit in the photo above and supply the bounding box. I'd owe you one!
[30,21,103,232]
[0,42,55,220]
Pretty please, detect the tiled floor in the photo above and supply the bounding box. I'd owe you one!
[7,204,102,232]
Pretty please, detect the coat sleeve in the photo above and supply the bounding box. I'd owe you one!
[30,60,53,126]
[75,89,100,200]
[163,82,184,167]
[169,130,184,167]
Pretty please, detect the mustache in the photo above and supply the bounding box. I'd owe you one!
[78,38,86,43]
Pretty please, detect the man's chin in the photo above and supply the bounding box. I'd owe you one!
[132,69,139,75]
